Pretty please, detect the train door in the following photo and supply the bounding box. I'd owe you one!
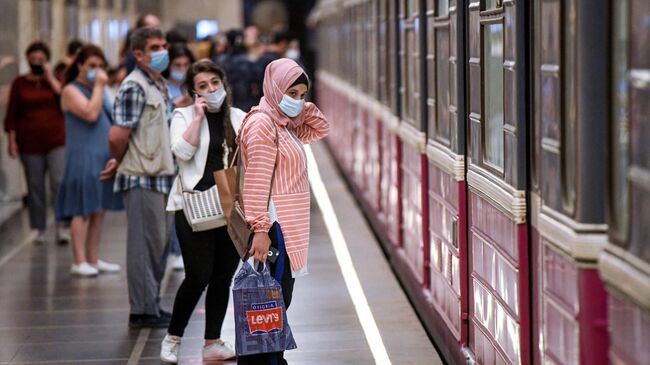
[530,0,611,364]
[600,1,650,364]
[422,1,469,364]
[465,1,529,364]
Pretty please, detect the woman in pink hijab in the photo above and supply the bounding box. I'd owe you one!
[238,58,329,364]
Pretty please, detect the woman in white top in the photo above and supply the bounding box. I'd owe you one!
[160,59,246,364]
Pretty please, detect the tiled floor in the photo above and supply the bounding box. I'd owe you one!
[0,141,441,365]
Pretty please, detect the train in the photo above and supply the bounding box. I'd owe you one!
[309,1,649,364]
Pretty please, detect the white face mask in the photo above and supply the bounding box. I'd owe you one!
[200,87,226,110]
[285,49,301,60]
[278,94,305,117]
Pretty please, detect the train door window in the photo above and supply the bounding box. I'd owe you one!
[484,0,503,10]
[428,0,451,145]
[562,0,578,214]
[610,0,630,242]
[400,0,422,128]
[437,0,450,17]
[378,0,389,105]
[482,21,505,171]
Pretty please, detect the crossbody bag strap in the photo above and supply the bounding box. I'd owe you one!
[234,111,280,213]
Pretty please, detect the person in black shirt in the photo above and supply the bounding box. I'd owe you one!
[160,60,248,364]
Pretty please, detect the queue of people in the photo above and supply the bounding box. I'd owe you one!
[3,14,327,365]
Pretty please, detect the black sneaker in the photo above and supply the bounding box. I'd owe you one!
[129,314,170,329]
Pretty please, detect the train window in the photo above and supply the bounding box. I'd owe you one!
[610,0,630,241]
[437,0,450,17]
[562,0,578,214]
[483,22,505,170]
[484,0,503,10]
[436,27,451,143]
[400,0,422,128]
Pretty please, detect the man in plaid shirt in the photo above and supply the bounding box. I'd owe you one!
[109,27,175,329]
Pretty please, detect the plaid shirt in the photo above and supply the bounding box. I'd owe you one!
[113,68,175,194]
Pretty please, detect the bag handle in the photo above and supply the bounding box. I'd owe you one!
[233,111,279,213]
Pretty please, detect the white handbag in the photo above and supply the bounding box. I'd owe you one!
[178,174,227,232]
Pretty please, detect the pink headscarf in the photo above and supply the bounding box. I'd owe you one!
[255,58,310,128]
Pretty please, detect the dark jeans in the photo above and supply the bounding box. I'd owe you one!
[168,211,240,339]
[238,222,296,365]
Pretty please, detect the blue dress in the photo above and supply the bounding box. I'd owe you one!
[55,82,123,220]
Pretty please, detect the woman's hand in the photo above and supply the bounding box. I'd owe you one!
[193,95,208,120]
[7,133,18,158]
[249,231,272,262]
[99,158,118,181]
[94,69,109,86]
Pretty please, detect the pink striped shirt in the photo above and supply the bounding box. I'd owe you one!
[240,102,328,272]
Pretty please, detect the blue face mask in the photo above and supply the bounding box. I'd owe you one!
[278,94,305,117]
[149,50,169,73]
[170,70,186,82]
[87,69,97,84]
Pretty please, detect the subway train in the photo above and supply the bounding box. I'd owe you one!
[310,1,649,364]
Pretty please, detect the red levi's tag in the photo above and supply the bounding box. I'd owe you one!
[246,302,284,335]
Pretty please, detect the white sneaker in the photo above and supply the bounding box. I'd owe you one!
[34,230,47,244]
[160,334,181,364]
[172,255,184,271]
[202,339,236,361]
[93,260,121,273]
[70,262,99,277]
[56,227,70,244]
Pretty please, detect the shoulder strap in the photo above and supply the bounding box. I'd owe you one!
[234,111,279,213]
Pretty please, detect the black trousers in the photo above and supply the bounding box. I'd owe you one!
[237,223,296,365]
[168,211,240,339]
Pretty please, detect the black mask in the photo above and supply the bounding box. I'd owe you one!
[30,64,44,75]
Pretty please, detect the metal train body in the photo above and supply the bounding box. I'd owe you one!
[311,1,650,364]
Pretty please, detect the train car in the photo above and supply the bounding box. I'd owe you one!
[310,0,649,364]
[599,1,650,365]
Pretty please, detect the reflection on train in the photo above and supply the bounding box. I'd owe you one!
[311,0,650,364]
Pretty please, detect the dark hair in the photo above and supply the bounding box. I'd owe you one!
[66,39,84,57]
[130,27,165,52]
[272,30,293,45]
[166,28,188,45]
[162,43,196,78]
[186,59,236,159]
[290,73,310,89]
[25,41,51,60]
[63,44,106,85]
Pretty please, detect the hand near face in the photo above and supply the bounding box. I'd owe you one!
[94,68,109,85]
[193,95,208,120]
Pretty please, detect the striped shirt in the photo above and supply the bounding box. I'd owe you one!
[240,102,329,273]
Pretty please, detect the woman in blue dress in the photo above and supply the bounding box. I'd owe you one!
[56,44,123,277]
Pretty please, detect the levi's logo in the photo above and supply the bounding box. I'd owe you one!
[246,301,283,335]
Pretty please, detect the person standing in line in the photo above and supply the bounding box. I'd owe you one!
[3,41,70,244]
[56,44,123,277]
[162,43,196,271]
[109,27,174,329]
[237,58,329,365]
[159,59,244,364]
[163,44,194,108]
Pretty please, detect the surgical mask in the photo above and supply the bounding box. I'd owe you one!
[149,50,169,73]
[278,94,305,117]
[87,69,97,84]
[201,87,226,110]
[285,49,301,60]
[29,64,44,75]
[170,70,186,82]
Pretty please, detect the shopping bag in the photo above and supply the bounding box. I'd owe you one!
[213,166,237,223]
[233,261,297,356]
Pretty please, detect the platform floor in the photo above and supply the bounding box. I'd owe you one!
[0,142,441,365]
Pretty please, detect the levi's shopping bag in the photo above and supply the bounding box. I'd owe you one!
[232,260,297,356]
